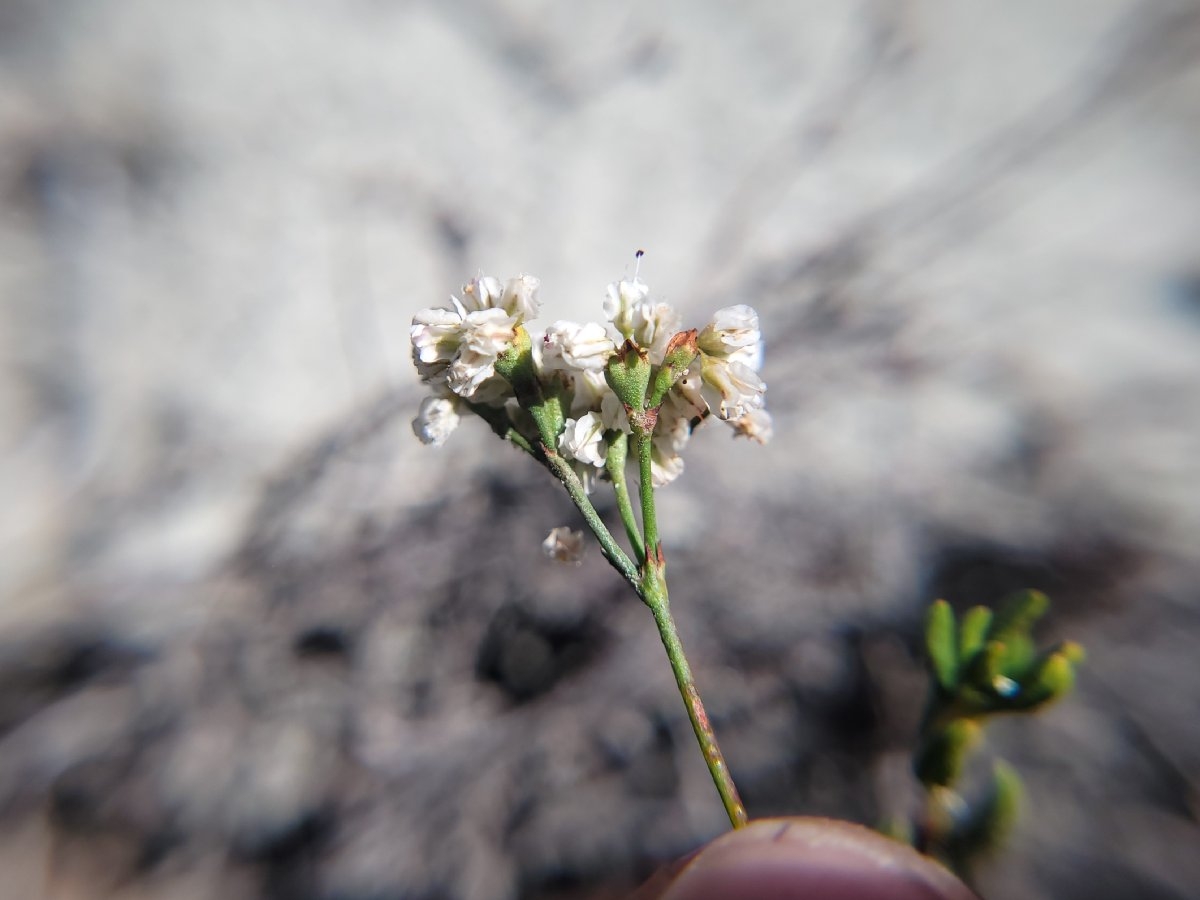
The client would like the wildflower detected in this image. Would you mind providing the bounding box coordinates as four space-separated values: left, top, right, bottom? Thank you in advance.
411 266 772 460
542 320 616 372
729 408 774 444
697 304 763 370
460 273 541 320
559 411 608 468
602 277 682 364
698 355 767 421
411 273 540 401
410 308 464 385
603 277 651 339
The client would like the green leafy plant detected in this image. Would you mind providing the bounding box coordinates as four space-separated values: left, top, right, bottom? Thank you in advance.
902 590 1085 876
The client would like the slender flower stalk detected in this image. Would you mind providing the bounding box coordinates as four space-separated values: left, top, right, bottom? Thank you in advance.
541 446 639 588
604 432 645 563
411 262 771 830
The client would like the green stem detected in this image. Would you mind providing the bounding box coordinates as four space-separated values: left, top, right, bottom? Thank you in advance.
466 401 537 457
542 447 639 588
631 419 747 829
644 580 748 829
632 428 659 564
605 432 645 562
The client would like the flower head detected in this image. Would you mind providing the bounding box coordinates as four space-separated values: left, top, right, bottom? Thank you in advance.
412 265 772 462
411 274 540 401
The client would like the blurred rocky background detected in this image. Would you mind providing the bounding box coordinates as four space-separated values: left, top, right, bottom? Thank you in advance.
2 1 1200 898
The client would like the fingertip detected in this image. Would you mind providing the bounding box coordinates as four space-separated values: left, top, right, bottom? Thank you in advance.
652 818 977 900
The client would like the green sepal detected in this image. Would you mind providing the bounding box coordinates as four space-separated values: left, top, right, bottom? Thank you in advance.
916 718 980 788
529 386 566 452
494 327 563 450
646 329 699 409
925 599 959 693
605 339 652 414
494 326 536 395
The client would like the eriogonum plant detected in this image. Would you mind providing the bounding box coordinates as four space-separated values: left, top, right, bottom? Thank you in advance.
410 257 770 827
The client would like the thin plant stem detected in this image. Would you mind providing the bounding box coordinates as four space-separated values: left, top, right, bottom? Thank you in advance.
632 429 660 563
541 446 640 588
605 433 645 562
644 583 748 829
632 419 747 830
466 401 537 456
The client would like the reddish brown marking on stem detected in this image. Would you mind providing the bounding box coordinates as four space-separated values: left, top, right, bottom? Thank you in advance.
686 683 712 735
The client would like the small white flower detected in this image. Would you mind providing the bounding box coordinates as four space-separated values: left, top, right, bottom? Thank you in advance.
729 408 773 444
573 460 600 494
566 368 609 418
650 445 685 486
630 302 683 365
412 396 461 446
410 308 464 383
542 320 615 372
655 395 696 453
699 356 766 420
599 390 629 433
670 368 710 420
458 275 505 312
698 304 763 370
542 526 586 564
648 395 695 487
445 308 521 398
603 278 651 339
559 411 608 468
499 274 541 320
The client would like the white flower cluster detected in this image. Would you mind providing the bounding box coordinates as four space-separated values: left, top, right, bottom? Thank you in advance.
411 271 772 487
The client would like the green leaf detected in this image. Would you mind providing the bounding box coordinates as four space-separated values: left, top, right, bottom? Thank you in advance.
925 600 959 692
996 632 1037 680
1012 650 1077 710
1058 640 1086 665
963 640 1006 695
987 589 1049 644
959 606 993 665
